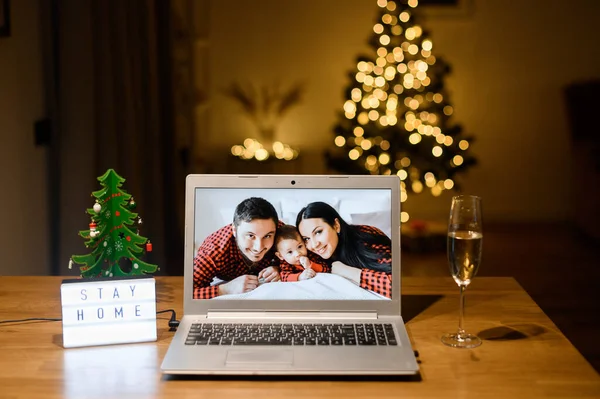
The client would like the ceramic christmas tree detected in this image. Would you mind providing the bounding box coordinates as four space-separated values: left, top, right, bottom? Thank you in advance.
71 169 158 277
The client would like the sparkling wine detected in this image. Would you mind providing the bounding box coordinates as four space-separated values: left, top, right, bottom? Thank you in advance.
447 230 482 286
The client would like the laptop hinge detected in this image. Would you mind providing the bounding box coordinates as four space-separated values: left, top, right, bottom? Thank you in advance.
206 311 378 320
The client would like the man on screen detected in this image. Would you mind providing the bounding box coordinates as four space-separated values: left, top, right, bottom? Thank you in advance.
192 197 281 299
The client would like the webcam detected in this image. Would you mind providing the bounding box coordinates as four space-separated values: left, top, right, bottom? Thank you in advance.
291 180 296 185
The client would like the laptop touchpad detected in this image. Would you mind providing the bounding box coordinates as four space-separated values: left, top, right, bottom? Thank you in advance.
225 349 294 366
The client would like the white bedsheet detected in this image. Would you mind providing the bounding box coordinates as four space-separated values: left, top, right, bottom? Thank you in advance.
213 273 387 300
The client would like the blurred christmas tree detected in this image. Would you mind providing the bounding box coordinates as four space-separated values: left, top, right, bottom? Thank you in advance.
71 169 158 277
327 0 476 222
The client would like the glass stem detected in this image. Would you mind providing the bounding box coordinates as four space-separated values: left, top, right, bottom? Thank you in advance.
457 284 466 339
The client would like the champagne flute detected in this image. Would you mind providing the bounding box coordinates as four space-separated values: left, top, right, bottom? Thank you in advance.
441 195 483 348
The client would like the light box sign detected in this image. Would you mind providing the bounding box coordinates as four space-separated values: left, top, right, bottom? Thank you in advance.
61 276 157 348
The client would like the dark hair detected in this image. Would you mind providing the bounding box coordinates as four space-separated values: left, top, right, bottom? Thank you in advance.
275 224 302 247
296 202 391 273
233 197 278 227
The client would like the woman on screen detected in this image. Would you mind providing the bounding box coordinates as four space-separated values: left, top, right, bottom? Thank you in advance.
296 201 392 298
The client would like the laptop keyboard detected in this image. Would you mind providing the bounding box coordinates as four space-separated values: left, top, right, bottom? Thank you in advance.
184 323 398 346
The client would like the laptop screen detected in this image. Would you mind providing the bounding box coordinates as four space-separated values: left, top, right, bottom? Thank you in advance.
192 188 393 301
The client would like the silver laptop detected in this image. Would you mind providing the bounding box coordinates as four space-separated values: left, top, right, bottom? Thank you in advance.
161 174 419 375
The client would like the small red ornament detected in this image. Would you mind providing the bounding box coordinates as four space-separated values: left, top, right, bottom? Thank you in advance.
126 236 131 242
115 211 120 217
89 219 101 238
146 241 153 252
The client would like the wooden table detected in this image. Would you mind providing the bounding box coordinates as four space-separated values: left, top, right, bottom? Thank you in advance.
0 276 598 398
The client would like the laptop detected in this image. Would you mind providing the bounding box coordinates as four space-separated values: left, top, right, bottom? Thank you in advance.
161 174 419 375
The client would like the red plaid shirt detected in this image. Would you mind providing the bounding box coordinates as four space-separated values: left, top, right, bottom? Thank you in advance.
192 224 278 299
279 252 330 282
348 225 392 299
360 269 392 298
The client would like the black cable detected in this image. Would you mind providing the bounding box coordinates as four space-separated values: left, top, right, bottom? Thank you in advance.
156 309 175 317
0 309 180 329
157 309 180 330
0 317 61 324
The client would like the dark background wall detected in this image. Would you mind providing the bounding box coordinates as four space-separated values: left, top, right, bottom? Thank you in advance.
1 0 599 275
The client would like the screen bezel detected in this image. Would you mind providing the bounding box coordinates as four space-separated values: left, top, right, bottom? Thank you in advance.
183 174 402 316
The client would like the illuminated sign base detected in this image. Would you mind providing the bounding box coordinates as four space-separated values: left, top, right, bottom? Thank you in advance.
61 276 157 348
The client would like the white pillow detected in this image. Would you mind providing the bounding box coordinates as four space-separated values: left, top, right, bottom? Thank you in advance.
280 197 340 226
349 210 392 238
338 197 390 223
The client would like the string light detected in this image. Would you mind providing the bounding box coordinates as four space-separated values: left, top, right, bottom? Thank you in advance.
344 100 356 113
400 189 408 202
379 153 391 164
231 139 298 162
431 185 443 197
409 133 421 144
358 112 369 125
412 181 423 193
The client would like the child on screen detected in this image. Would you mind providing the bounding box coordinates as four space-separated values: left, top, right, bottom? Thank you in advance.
275 225 329 281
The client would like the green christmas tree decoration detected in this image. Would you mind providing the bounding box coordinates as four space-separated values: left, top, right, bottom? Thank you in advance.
327 0 477 221
71 169 158 277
